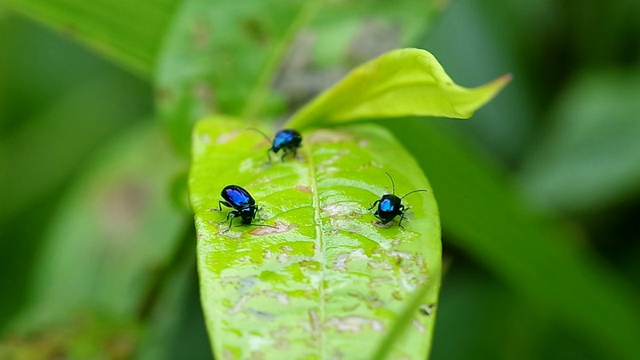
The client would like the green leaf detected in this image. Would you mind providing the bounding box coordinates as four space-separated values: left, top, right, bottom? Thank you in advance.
136 237 211 360
190 117 441 359
11 124 187 329
155 0 316 153
0 0 180 77
308 0 444 68
286 48 511 128
0 74 152 222
386 119 640 360
519 70 640 213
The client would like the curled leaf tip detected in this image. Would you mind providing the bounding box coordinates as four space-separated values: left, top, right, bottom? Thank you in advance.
482 73 512 94
286 48 511 128
457 72 512 117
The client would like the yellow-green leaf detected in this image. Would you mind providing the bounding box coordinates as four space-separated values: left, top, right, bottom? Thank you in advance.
286 48 511 129
189 117 441 359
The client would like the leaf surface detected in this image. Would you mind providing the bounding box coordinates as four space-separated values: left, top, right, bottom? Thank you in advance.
190 117 441 359
286 48 511 128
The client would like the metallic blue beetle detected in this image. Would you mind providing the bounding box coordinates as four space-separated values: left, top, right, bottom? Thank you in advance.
368 172 428 229
248 128 302 162
214 185 259 231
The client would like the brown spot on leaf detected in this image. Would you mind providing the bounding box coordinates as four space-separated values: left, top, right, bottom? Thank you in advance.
308 309 320 333
295 185 312 193
249 221 294 235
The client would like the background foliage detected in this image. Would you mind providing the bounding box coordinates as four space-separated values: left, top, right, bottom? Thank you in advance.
1 0 639 359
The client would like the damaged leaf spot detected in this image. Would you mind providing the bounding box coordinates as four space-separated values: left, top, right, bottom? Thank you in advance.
412 319 425 333
295 185 312 193
322 203 355 216
325 316 385 333
333 253 349 272
419 304 436 316
249 221 295 235
217 130 241 144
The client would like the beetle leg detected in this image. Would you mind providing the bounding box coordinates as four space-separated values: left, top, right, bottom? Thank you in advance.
280 148 289 162
397 205 406 230
266 148 273 163
225 211 240 232
367 199 381 211
213 201 231 212
218 210 235 224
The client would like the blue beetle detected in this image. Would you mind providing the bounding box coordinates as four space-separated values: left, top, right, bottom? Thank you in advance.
214 185 259 231
247 128 302 162
368 172 428 229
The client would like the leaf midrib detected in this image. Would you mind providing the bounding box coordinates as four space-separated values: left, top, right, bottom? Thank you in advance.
304 140 326 358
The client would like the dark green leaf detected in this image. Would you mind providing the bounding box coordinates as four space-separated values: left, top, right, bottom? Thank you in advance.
10 124 187 329
0 0 180 77
520 71 640 213
0 75 152 222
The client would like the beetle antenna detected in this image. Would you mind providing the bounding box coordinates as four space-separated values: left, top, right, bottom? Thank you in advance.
246 127 272 142
384 172 395 195
401 189 428 199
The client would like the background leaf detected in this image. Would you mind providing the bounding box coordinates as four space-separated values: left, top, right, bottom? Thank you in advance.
519 70 640 214
2 124 189 358
155 0 316 153
0 15 155 327
190 117 441 359
286 48 510 129
0 75 152 221
0 0 180 77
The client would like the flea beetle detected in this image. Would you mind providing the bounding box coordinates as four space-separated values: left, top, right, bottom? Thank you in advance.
247 128 302 162
214 185 260 231
368 172 428 229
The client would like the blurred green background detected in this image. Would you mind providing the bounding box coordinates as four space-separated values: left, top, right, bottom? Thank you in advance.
1 0 639 359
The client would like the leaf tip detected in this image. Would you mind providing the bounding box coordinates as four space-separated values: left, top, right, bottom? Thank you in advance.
457 73 512 118
483 73 512 94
